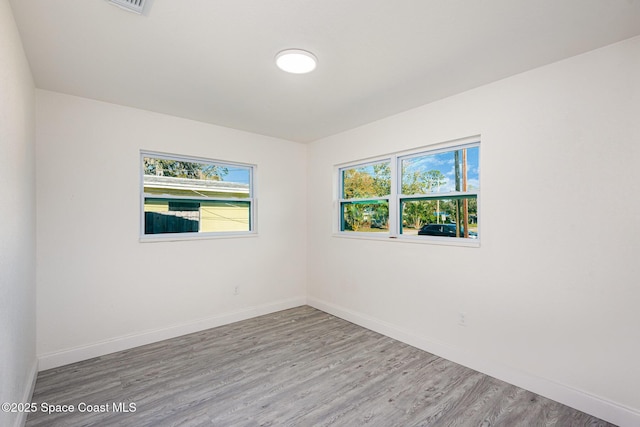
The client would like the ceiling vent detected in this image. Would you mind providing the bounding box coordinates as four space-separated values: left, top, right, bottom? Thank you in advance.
106 0 147 14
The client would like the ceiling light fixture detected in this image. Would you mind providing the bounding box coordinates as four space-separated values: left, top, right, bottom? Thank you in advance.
275 49 318 74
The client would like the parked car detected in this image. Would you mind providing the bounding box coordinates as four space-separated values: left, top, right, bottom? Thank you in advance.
417 223 477 239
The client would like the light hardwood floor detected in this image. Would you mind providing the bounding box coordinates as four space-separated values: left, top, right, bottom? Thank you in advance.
26 306 615 426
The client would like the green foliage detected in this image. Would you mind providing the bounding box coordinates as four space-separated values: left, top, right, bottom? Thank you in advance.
341 163 390 231
402 197 477 230
344 204 365 231
342 163 390 199
342 169 376 199
401 167 447 195
402 200 432 229
342 202 389 232
371 163 391 195
144 158 228 180
401 167 449 227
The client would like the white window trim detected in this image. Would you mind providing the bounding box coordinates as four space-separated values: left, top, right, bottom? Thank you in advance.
334 136 480 247
139 150 257 242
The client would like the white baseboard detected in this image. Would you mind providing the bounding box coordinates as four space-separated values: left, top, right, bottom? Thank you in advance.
14 358 38 427
38 297 306 371
307 297 640 427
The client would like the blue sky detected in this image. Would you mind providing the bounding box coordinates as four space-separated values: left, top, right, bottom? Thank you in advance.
223 166 251 185
402 146 479 192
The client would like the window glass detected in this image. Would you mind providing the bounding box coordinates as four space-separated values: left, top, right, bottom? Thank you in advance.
142 154 254 237
399 145 478 239
401 196 477 238
401 146 479 195
342 162 391 199
341 200 389 232
339 160 390 233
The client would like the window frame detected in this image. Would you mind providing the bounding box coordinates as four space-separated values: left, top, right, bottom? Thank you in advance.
140 151 257 242
338 158 394 235
335 136 480 247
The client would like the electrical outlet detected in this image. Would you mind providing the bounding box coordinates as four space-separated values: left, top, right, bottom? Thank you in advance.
458 312 466 327
233 286 240 295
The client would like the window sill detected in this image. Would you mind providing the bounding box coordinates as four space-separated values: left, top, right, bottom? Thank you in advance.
332 232 480 248
139 231 258 243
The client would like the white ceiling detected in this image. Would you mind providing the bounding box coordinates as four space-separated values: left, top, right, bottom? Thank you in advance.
9 0 640 143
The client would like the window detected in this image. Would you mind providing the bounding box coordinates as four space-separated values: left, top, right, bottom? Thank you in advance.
399 145 479 239
339 160 391 233
141 152 255 238
337 138 480 244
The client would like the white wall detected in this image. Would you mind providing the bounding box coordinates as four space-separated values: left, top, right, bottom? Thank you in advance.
0 0 37 426
36 91 307 368
307 36 640 425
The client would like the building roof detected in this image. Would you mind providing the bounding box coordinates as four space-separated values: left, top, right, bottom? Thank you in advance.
143 175 250 199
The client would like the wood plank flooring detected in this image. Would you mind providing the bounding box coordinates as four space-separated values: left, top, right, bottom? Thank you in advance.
26 306 615 426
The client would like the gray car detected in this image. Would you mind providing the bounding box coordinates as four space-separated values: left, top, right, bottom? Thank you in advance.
417 224 477 238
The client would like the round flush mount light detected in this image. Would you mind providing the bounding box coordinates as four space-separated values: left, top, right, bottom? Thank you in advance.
275 49 318 74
